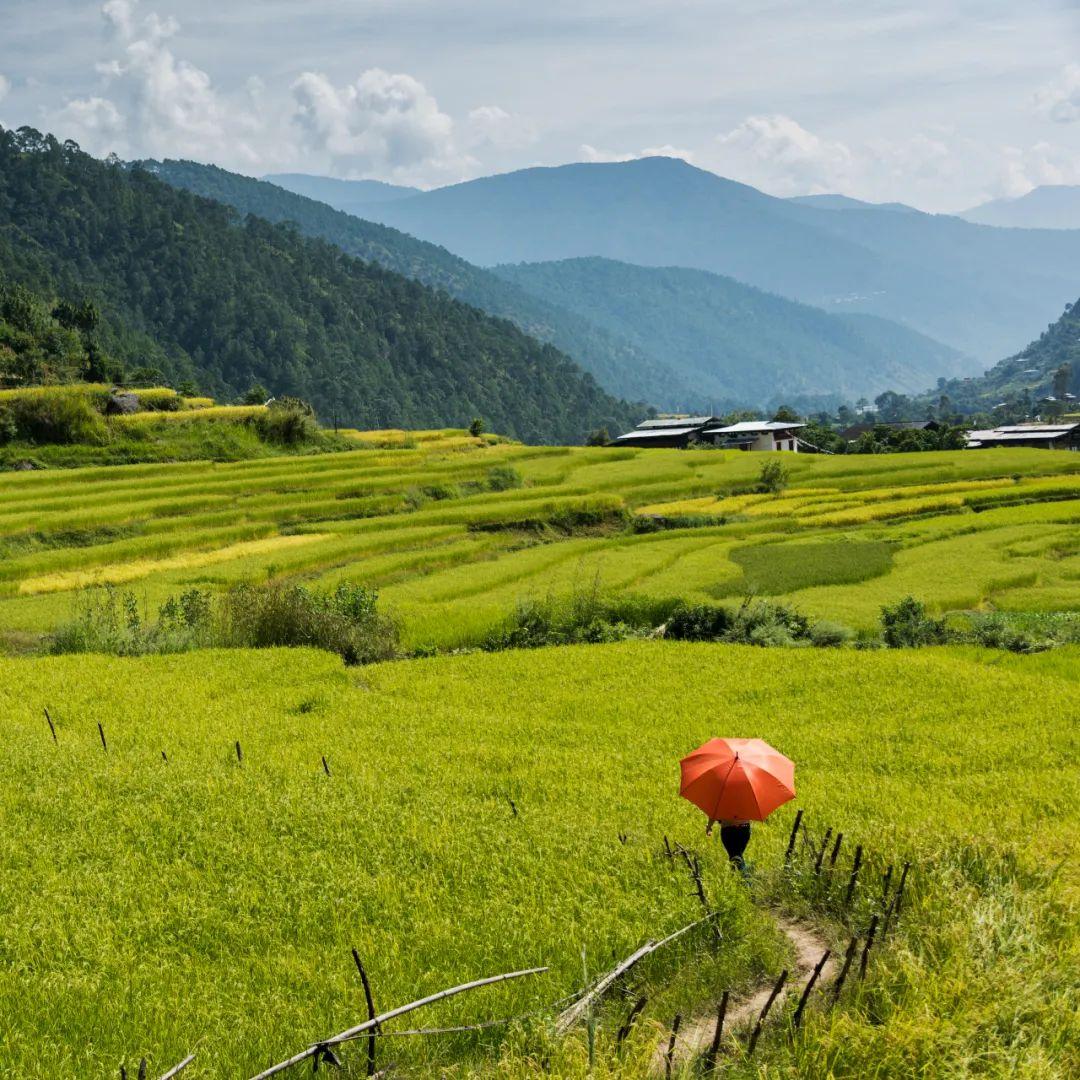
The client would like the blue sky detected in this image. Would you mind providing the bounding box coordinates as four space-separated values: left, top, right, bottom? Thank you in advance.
3 1 1080 209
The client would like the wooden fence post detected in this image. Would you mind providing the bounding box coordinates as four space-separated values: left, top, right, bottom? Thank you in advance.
859 915 880 980
44 707 57 744
701 990 729 1073
352 948 379 1078
830 935 858 1004
664 1014 681 1080
614 996 648 1050
791 951 830 1032
235 740 243 765
747 970 787 1056
813 828 833 875
844 845 863 906
828 832 843 868
784 810 803 866
98 722 107 752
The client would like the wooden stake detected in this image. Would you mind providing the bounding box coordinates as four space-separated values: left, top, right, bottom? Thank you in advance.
747 970 787 1055
614 995 648 1049
893 862 911 918
813 828 833 875
507 797 518 817
158 1053 196 1079
352 949 378 1078
880 864 893 905
97 722 107 752
138 1058 147 1080
161 750 169 764
664 1014 681 1080
845 845 863 906
701 990 729 1072
662 836 674 860
828 832 843 868
44 707 57 744
784 809 803 865
859 915 880 981
235 740 242 765
249 966 548 1079
830 935 858 1004
322 755 331 777
791 951 831 1032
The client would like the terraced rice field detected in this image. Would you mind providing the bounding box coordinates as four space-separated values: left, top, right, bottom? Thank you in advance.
0 438 1076 646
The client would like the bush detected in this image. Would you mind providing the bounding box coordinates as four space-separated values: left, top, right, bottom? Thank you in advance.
809 620 855 648
881 596 949 647
726 597 811 646
665 602 732 641
255 397 318 445
50 581 398 665
487 465 523 492
757 458 790 494
469 417 485 437
0 387 108 445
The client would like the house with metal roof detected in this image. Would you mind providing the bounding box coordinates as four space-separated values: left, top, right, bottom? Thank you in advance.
613 416 804 451
966 422 1080 450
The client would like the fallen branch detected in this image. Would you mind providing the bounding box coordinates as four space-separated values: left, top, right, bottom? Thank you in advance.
249 966 548 1079
158 1054 196 1080
555 912 718 1034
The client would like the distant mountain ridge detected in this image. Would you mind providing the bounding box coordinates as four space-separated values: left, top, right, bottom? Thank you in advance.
344 156 1080 363
263 173 420 211
959 186 1080 230
0 127 634 443
494 257 966 406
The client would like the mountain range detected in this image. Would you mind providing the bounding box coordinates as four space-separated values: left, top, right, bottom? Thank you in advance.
338 156 1080 364
959 185 1080 230
0 127 633 442
147 158 971 409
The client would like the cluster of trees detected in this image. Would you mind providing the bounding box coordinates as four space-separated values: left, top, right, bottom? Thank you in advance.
0 127 636 444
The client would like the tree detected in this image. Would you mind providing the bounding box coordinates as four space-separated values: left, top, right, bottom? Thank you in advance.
771 405 801 423
242 383 269 405
757 458 789 494
469 417 485 437
586 427 610 446
1052 363 1071 401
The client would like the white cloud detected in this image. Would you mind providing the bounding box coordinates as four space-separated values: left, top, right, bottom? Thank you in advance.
48 1 268 166
467 105 537 150
291 68 469 183
1034 64 1080 124
0 74 10 104
717 114 854 195
579 142 694 164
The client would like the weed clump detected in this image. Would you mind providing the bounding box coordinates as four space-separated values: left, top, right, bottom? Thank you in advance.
880 596 949 647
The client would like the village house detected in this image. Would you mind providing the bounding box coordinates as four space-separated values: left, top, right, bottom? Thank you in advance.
966 422 1080 450
614 416 805 450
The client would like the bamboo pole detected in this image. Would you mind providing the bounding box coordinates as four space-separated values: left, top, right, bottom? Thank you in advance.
158 1054 196 1080
248 967 548 1079
555 912 718 1034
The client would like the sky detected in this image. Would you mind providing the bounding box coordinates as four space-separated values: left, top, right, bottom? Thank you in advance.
3 0 1080 211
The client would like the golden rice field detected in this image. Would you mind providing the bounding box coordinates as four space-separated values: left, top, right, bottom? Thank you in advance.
0 437 1077 646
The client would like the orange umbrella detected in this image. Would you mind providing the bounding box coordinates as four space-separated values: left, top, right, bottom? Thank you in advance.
679 738 795 823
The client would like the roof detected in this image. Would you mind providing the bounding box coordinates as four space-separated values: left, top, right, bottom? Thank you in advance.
967 424 1078 443
705 421 806 434
635 416 716 430
614 426 699 441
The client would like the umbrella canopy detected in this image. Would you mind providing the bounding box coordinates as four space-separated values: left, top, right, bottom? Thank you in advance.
679 737 795 823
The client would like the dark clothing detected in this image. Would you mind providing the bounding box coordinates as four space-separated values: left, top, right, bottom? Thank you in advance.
720 822 751 868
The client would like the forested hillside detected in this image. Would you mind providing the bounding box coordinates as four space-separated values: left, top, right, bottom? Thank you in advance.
495 257 966 405
0 128 635 442
143 159 691 405
353 156 1080 363
916 298 1080 413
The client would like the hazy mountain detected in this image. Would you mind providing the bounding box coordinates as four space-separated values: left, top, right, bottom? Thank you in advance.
495 257 966 405
348 156 1080 363
787 194 919 214
147 159 691 405
263 173 420 212
959 186 1080 230
0 127 635 443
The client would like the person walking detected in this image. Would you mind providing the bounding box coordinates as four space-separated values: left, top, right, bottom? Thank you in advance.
707 818 752 870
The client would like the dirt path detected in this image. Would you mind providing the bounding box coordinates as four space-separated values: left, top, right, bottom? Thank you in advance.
655 913 835 1072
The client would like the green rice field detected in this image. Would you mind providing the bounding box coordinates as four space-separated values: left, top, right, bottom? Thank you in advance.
0 439 1077 648
1 438 1078 1077
2 643 1077 1077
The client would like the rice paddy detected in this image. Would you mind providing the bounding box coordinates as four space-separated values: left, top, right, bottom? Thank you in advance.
0 439 1076 647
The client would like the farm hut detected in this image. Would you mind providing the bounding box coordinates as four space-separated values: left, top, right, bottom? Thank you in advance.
965 422 1080 450
839 420 939 442
700 420 805 452
612 416 720 448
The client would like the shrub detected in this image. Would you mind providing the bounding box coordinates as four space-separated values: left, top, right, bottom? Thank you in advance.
469 417 485 437
255 397 318 445
726 597 811 646
757 458 790 494
487 465 523 492
809 620 855 648
0 387 108 445
881 596 949 647
665 602 733 641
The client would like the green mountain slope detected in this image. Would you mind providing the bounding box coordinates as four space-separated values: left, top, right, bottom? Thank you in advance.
918 298 1080 413
143 159 689 405
0 128 634 443
349 156 1080 363
494 257 966 406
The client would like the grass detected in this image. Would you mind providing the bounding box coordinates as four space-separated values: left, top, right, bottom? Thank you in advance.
0 642 1076 1077
712 539 895 597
